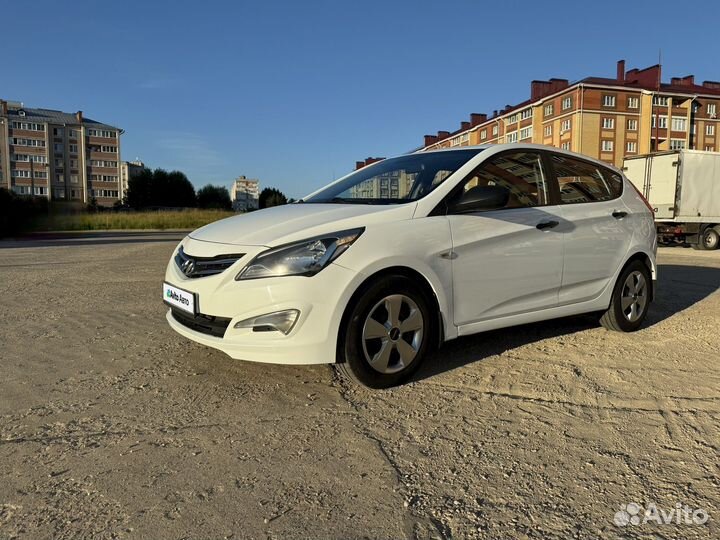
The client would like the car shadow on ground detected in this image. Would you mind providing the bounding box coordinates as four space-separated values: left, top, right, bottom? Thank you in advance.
413 263 720 383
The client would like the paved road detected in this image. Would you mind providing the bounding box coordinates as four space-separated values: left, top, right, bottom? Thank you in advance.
0 236 718 539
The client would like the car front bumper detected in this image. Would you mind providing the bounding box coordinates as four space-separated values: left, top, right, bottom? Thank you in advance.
164 238 360 365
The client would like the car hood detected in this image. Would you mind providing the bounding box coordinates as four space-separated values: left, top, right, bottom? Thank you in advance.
188 203 417 247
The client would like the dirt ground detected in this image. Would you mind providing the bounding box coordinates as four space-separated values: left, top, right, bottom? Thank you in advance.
0 234 718 540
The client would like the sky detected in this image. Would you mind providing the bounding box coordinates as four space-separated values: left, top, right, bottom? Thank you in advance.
3 0 720 199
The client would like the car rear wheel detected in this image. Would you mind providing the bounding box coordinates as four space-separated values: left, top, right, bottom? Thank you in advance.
599 260 651 332
336 276 433 389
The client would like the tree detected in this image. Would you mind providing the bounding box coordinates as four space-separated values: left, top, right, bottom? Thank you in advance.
197 185 232 210
259 187 288 209
126 168 197 209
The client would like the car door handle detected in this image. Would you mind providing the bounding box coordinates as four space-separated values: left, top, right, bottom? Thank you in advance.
536 220 560 230
612 211 628 219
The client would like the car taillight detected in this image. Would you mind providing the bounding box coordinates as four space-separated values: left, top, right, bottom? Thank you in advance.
628 181 655 214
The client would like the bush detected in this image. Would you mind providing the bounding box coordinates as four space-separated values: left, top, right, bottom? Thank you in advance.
0 188 49 237
197 185 232 210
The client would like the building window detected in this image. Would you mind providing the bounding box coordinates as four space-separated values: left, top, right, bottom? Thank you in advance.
87 129 117 138
520 108 532 120
562 97 572 110
12 169 31 178
11 121 45 131
626 142 637 153
56 173 64 183
100 145 118 153
68 129 78 139
70 174 79 184
627 119 638 131
480 129 487 140
33 171 48 179
33 187 47 195
561 119 571 132
506 114 518 125
11 138 45 147
706 124 715 136
55 158 63 167
671 117 687 131
10 154 45 163
544 104 553 117
602 118 615 129
520 126 532 140
506 131 518 143
561 142 571 150
653 96 669 107
544 125 552 137
670 139 686 150
705 145 714 151
69 144 78 154
652 115 668 129
602 95 616 108
90 174 118 182
708 103 717 117
90 160 119 167
628 97 639 109
492 125 498 136
601 140 614 152
53 127 64 137
450 133 469 147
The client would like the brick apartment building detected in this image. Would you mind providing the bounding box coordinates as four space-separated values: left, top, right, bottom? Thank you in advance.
0 99 123 206
422 60 720 167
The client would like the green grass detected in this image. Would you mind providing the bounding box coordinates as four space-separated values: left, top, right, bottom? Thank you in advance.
32 209 236 231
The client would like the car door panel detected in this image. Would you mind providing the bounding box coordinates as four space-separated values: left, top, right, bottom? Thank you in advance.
549 154 634 305
448 207 564 324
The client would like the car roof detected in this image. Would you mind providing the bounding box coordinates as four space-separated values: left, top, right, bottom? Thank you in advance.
416 143 624 175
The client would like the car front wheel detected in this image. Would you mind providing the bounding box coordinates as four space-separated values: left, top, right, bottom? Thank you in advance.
336 276 433 389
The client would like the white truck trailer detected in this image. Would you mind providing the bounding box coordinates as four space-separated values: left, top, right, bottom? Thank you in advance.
623 150 720 250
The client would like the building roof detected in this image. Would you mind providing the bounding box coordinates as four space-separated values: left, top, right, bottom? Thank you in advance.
3 105 120 131
424 60 720 148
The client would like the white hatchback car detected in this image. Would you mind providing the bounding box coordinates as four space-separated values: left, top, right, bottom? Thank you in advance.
164 144 657 388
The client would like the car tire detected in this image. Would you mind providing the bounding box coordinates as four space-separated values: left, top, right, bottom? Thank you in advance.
336 276 434 389
599 260 651 332
691 227 719 250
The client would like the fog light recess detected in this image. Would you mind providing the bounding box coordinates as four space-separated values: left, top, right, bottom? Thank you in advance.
234 309 300 335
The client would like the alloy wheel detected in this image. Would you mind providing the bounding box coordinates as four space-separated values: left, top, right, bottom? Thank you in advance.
620 270 648 322
361 294 424 374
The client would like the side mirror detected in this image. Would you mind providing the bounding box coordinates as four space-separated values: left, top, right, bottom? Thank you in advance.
448 185 510 214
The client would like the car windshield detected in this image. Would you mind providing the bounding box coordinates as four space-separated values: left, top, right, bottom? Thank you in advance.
303 149 483 204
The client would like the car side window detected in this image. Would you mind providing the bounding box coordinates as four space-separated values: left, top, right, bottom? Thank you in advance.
552 154 622 204
458 151 549 209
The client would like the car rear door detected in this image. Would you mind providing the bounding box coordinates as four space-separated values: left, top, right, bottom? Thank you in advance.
446 150 564 327
548 152 634 305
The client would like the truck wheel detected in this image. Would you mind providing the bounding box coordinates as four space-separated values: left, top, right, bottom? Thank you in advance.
599 260 651 332
692 227 720 251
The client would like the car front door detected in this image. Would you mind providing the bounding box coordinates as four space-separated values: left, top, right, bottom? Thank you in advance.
445 150 564 329
548 153 634 305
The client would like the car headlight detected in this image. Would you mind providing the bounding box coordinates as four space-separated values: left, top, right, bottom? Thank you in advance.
236 228 364 280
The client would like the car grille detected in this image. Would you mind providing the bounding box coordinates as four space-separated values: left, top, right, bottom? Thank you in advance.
175 246 245 278
171 309 231 338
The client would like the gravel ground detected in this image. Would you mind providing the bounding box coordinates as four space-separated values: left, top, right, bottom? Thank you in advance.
0 236 718 540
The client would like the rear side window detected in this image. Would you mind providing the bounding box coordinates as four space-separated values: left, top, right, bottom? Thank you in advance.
551 154 623 204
